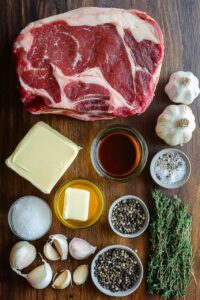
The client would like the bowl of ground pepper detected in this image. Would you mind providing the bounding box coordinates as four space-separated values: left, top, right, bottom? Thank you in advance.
108 195 149 238
91 245 143 296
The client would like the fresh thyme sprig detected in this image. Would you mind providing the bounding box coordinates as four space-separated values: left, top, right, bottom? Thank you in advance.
147 189 194 299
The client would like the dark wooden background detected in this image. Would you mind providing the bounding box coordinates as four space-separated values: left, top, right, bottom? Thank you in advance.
0 0 200 299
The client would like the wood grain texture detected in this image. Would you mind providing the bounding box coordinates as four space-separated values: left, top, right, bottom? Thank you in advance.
0 0 200 299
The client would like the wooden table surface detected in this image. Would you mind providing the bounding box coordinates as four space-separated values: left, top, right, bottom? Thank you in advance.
0 0 200 299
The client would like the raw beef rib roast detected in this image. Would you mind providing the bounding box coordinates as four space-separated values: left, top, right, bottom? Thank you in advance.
14 7 164 121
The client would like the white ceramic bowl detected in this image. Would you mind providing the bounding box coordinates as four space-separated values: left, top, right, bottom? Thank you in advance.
108 195 150 238
91 245 143 297
150 148 191 189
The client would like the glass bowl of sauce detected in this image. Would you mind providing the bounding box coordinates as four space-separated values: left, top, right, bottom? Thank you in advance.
54 179 104 229
91 125 148 182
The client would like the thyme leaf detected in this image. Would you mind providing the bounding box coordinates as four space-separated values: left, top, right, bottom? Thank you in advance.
147 189 194 299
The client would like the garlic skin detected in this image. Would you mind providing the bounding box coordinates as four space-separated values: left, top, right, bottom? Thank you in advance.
17 255 53 289
165 71 200 104
156 104 196 146
73 265 89 285
43 234 68 261
9 241 36 272
69 238 97 260
52 269 71 289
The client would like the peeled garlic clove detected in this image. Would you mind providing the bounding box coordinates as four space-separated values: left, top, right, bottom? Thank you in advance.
69 238 96 260
49 234 68 260
73 265 89 285
43 243 60 261
52 269 71 289
9 241 36 272
22 255 53 289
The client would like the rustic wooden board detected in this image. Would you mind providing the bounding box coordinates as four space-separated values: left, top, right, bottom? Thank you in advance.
0 0 200 299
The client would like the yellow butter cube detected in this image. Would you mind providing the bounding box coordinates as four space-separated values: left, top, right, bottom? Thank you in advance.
63 187 90 221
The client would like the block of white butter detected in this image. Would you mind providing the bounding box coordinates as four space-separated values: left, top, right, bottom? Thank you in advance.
63 187 90 221
6 122 81 194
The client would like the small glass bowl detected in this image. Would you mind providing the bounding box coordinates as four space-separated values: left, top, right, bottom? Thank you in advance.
8 196 52 240
54 179 104 229
90 125 148 182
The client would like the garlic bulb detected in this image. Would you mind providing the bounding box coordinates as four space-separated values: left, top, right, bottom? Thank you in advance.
52 269 71 289
156 104 196 146
165 71 200 104
43 234 68 261
73 265 89 285
17 255 53 289
9 241 36 272
69 238 96 260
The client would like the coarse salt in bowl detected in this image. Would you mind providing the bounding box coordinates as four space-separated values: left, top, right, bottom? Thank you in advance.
150 148 191 189
8 196 52 240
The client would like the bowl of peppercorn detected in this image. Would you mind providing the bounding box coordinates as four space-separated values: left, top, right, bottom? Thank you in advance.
91 245 143 296
108 195 149 238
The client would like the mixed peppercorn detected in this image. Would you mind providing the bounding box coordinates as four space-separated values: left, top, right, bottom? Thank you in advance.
94 248 140 292
111 199 146 234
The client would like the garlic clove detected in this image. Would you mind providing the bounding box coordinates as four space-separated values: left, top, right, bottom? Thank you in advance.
27 261 52 289
43 234 68 261
52 269 71 289
14 254 53 289
9 241 36 271
49 234 68 260
43 242 60 261
25 255 52 289
73 265 89 285
69 238 96 260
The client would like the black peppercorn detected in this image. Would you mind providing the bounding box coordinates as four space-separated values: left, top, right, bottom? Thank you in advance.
94 248 140 292
111 199 146 234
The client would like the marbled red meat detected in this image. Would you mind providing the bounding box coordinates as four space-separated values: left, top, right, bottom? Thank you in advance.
14 7 164 121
